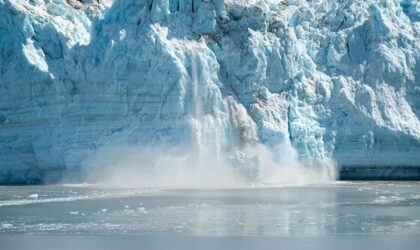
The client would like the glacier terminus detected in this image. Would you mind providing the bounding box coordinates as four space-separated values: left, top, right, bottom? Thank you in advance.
0 0 419 185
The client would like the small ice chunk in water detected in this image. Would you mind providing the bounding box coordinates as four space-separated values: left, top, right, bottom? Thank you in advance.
136 207 148 213
70 211 79 215
29 194 38 199
101 209 107 213
1 223 13 228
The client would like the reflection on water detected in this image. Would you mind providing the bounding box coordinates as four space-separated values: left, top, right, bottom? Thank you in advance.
1 182 420 236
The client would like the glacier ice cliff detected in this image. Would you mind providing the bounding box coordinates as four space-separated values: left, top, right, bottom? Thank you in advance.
0 0 419 184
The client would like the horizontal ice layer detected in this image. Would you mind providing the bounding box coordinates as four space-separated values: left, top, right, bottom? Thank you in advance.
0 0 419 184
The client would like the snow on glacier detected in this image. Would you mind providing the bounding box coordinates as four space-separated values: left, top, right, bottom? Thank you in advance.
0 0 418 185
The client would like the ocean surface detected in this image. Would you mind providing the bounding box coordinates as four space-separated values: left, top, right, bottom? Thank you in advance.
1 182 420 249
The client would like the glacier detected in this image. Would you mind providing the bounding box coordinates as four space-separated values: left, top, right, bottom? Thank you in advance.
0 0 419 185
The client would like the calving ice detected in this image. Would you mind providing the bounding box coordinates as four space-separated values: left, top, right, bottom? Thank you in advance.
0 0 419 185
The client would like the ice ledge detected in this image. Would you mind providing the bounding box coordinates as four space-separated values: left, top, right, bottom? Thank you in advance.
339 166 420 181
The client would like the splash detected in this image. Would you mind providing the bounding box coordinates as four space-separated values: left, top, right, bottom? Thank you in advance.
81 142 336 188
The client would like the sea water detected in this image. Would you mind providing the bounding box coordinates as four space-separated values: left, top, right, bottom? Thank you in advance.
0 182 420 249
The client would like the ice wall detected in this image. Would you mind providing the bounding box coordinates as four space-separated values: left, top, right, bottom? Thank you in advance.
0 0 418 184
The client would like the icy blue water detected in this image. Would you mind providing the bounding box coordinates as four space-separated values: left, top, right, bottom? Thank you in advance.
1 182 420 249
